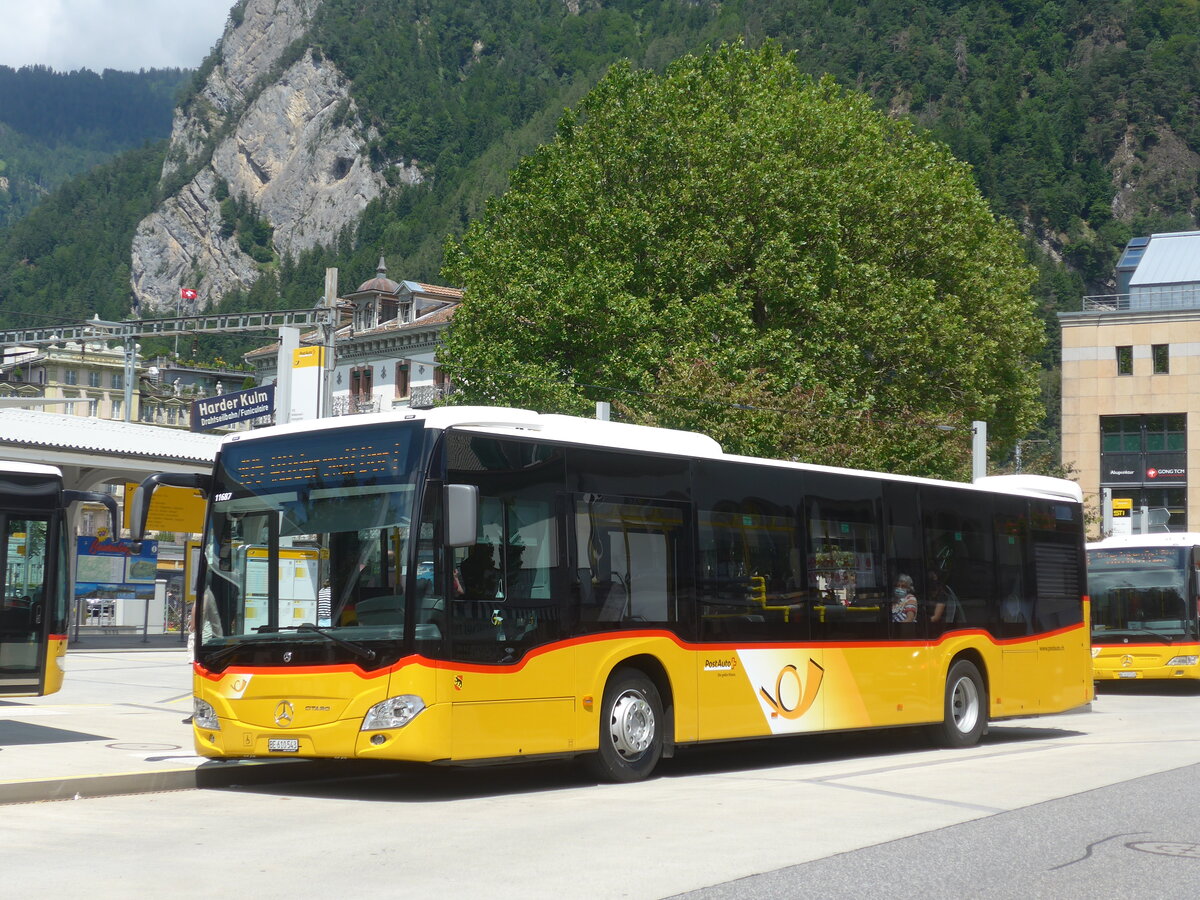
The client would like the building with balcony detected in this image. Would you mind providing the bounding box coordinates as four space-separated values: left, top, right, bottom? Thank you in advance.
0 340 140 420
138 358 254 429
1060 231 1200 531
1 341 255 432
244 258 460 415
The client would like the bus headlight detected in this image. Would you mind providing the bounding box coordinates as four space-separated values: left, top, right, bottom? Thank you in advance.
1166 656 1198 667
362 695 425 731
194 698 220 730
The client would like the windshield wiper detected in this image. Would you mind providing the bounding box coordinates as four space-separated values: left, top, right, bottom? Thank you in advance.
1095 628 1177 644
295 623 377 661
202 641 244 667
201 626 377 665
1134 630 1176 644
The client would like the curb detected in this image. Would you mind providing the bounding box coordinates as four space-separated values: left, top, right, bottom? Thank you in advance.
66 646 189 653
0 759 369 806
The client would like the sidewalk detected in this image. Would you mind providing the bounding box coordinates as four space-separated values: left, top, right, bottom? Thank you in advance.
67 630 190 651
0 642 351 804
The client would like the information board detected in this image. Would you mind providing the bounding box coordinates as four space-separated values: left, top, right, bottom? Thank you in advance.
75 536 160 603
122 482 207 534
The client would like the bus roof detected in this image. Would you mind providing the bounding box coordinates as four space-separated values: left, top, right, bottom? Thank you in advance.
219 406 722 457
1088 532 1200 550
0 460 62 478
221 407 1082 504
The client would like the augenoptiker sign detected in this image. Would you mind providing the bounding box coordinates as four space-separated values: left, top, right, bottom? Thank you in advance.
191 384 274 432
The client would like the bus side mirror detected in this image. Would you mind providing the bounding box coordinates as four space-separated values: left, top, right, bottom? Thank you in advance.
444 484 478 549
130 472 212 542
129 484 150 543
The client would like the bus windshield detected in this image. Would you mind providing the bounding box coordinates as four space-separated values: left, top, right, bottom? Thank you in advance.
200 422 427 668
1088 546 1197 641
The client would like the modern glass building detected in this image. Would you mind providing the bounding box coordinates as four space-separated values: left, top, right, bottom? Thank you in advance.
1061 231 1200 532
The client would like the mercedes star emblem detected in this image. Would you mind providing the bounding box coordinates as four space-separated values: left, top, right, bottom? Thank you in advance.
274 701 295 727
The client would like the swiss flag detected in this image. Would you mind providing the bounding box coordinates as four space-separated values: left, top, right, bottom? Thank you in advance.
180 287 198 300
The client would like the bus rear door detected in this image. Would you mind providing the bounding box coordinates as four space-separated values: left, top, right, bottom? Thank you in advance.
1 514 50 696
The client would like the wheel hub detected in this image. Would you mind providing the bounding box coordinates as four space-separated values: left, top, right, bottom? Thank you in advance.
609 689 655 758
950 675 979 733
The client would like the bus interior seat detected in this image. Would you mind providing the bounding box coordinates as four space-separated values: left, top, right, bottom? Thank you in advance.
355 592 405 626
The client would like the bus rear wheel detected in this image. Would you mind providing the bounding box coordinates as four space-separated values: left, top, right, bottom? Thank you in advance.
586 668 664 782
931 659 986 748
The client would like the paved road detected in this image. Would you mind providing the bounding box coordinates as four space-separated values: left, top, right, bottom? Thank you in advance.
676 761 1200 899
3 677 1199 899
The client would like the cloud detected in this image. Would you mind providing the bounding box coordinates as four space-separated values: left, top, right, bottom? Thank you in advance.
0 0 232 72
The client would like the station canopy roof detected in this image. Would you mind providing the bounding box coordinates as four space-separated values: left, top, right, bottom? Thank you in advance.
0 408 221 464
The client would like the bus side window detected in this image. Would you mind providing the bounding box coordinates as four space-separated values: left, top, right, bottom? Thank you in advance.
698 505 805 642
571 494 687 630
804 472 886 641
919 486 992 633
444 433 566 661
991 497 1032 637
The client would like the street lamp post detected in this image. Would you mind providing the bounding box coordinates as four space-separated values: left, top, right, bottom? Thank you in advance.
971 420 987 482
935 420 988 482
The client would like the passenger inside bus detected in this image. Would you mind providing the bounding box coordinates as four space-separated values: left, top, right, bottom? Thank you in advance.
891 574 918 623
998 567 1032 631
928 569 965 626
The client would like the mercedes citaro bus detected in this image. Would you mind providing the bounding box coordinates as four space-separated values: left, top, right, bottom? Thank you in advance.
1088 532 1200 681
134 407 1092 781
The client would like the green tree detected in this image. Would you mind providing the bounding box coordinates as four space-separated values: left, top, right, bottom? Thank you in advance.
441 42 1045 480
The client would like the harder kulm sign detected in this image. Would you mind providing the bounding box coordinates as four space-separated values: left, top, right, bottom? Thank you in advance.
191 384 275 431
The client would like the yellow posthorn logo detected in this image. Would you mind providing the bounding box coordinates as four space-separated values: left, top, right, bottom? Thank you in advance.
759 659 824 719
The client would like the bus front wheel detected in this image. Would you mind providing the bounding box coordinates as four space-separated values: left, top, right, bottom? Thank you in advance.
586 668 664 782
931 659 986 748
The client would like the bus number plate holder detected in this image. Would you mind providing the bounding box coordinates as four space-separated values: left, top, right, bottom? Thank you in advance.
1116 672 1139 679
268 738 300 752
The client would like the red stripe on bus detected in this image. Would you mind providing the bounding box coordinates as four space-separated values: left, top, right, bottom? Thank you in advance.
195 620 1088 679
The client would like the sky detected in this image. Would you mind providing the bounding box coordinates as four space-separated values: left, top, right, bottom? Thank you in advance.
0 0 233 73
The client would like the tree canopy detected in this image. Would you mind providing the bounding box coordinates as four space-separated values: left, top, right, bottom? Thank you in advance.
440 42 1044 479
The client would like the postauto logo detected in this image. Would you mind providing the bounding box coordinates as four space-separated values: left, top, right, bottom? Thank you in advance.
758 659 825 720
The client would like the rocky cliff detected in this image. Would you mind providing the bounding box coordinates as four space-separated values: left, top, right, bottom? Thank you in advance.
131 0 419 313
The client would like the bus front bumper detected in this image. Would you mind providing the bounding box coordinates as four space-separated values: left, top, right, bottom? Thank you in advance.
192 701 452 762
1093 649 1200 680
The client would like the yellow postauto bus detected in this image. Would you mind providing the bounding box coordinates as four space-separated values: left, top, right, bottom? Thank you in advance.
136 407 1092 781
1 461 116 697
1088 533 1200 681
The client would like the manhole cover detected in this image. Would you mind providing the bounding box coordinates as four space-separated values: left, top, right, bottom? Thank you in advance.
106 742 182 751
1127 842 1200 859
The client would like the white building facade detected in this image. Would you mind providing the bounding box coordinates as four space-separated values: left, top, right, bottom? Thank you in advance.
245 259 460 415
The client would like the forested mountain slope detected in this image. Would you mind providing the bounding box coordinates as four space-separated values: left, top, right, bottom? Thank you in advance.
0 0 1195 339
0 66 188 227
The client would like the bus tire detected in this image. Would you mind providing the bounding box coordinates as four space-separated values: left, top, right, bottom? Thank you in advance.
586 668 664 782
931 659 986 749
